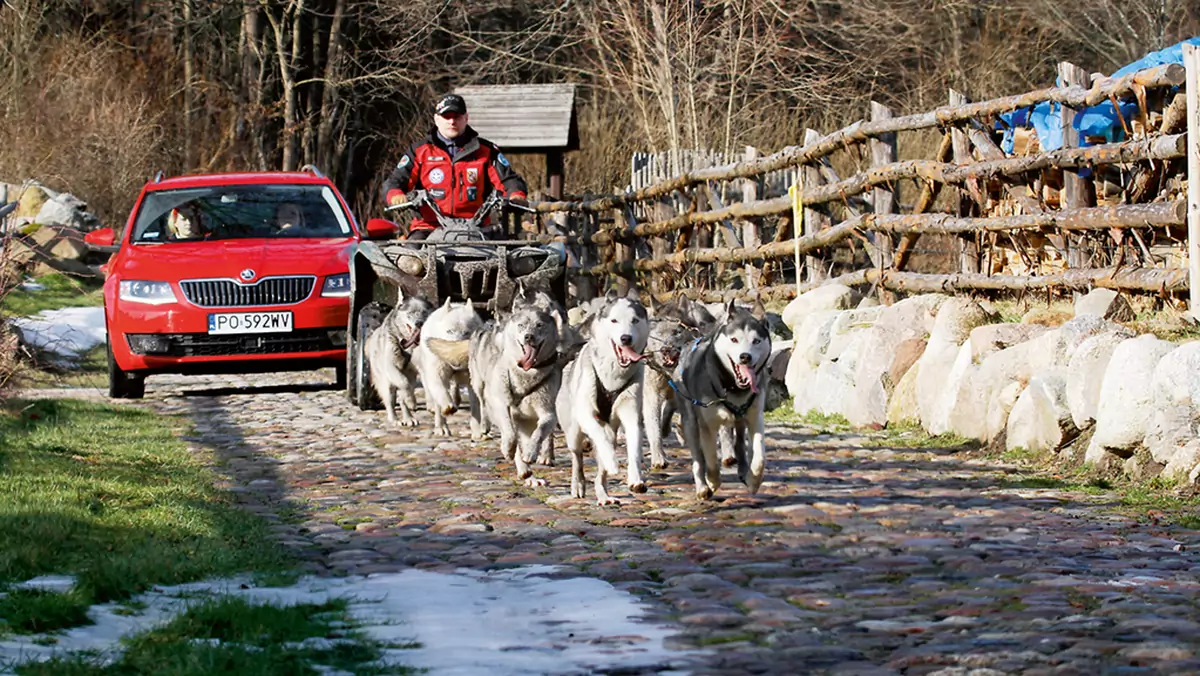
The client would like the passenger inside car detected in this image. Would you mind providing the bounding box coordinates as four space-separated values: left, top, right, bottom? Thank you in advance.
166 204 210 240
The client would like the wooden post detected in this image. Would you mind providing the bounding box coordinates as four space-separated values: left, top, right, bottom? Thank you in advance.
869 102 897 271
742 145 762 289
1185 44 1200 319
546 149 564 200
1059 62 1095 284
950 89 981 273
802 129 829 282
612 206 632 296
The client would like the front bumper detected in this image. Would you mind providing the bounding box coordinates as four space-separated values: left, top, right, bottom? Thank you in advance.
110 297 348 373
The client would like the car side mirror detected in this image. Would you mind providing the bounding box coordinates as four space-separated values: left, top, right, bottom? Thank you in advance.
364 218 400 240
84 227 117 247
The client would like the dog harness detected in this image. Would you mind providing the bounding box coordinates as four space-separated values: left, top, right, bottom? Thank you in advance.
592 364 637 425
662 338 759 419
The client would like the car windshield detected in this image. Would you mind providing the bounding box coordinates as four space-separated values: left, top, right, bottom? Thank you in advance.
131 184 353 243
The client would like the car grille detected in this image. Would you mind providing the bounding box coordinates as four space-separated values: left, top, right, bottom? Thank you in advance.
126 329 342 357
180 276 316 308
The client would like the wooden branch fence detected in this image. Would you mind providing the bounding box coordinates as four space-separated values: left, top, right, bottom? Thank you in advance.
529 61 1199 306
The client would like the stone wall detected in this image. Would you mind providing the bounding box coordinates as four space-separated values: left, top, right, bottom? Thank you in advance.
783 285 1200 483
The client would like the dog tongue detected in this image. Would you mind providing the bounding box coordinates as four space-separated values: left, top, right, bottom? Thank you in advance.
617 345 644 364
519 344 538 370
736 363 758 394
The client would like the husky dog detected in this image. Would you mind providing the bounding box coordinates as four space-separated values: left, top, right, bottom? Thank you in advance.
675 300 772 500
641 316 696 470
412 298 483 435
433 306 562 485
364 291 434 427
556 296 650 505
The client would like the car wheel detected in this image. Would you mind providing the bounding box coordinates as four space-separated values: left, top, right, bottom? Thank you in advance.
353 303 386 411
107 338 145 400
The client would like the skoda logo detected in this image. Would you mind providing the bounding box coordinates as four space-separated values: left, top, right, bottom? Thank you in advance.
240 268 256 281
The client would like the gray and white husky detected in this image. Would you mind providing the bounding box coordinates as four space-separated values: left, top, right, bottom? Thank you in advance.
364 291 434 427
675 301 773 500
428 305 562 485
556 296 650 505
642 296 718 470
412 298 483 436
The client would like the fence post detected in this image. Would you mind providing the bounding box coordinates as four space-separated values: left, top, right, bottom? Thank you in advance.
742 146 762 290
802 129 829 283
950 89 981 274
869 102 897 273
612 206 632 296
1058 62 1094 287
1185 44 1200 319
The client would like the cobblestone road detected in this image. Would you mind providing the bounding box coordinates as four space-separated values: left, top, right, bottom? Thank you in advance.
42 370 1200 675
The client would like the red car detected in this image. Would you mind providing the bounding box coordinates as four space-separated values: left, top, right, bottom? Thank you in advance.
94 167 395 399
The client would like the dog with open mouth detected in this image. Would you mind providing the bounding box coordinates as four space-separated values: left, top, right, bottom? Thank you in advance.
364 289 434 427
428 305 562 486
641 315 699 471
556 294 650 505
412 298 484 436
674 300 772 500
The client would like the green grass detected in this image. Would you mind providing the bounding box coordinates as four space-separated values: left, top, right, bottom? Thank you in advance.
766 400 851 432
864 422 977 450
0 588 93 634
17 596 418 675
1 273 103 318
0 398 291 620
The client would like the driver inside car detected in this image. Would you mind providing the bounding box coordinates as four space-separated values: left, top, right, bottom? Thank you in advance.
381 93 529 242
273 202 305 234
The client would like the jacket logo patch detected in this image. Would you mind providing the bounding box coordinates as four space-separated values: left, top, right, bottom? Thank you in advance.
428 156 446 162
428 168 445 185
397 155 410 168
497 152 510 167
466 168 478 185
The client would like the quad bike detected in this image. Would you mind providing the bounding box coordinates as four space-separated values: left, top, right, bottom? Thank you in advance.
345 190 567 409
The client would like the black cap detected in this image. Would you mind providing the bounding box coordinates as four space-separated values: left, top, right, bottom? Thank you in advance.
434 94 467 116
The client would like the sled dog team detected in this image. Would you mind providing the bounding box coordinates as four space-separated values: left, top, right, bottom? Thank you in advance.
365 287 773 505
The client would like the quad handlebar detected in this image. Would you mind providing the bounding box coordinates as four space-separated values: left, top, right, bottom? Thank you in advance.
384 190 535 232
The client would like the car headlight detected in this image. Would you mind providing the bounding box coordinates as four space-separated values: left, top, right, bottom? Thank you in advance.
321 273 350 297
118 280 178 305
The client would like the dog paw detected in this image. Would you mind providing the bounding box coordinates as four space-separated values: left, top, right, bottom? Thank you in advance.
441 405 457 416
695 487 714 501
628 482 647 494
721 456 738 468
596 496 620 506
650 461 667 471
571 485 585 499
536 456 555 467
435 425 452 437
399 419 418 428
524 476 547 488
471 432 492 441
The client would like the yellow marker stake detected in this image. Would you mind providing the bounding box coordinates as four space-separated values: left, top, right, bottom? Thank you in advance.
789 177 803 295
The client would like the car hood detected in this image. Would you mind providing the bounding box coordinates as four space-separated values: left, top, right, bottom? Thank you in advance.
118 238 355 280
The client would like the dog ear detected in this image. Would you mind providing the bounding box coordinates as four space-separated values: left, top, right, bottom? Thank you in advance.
725 299 738 319
397 286 406 303
605 287 618 303
442 297 452 310
751 296 768 321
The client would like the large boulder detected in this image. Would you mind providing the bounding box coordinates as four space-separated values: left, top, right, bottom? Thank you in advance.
968 323 1049 363
886 362 921 427
1006 374 1076 453
1086 335 1177 463
886 338 925 394
1074 288 1135 323
825 306 883 361
787 310 843 414
14 184 48 219
874 294 951 340
781 284 855 331
927 297 993 345
35 193 88 229
1065 332 1129 430
1143 342 1200 479
1021 306 1073 327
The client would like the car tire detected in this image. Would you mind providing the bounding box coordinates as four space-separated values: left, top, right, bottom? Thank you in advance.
353 303 386 411
107 338 145 400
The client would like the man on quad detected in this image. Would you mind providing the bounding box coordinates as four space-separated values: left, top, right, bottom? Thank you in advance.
382 93 529 241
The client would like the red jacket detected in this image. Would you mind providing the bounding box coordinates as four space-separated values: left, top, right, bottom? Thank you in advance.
382 127 527 231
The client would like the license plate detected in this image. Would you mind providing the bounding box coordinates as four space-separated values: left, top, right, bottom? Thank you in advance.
207 311 293 335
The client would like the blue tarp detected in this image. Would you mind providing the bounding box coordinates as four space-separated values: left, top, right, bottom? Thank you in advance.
995 36 1200 155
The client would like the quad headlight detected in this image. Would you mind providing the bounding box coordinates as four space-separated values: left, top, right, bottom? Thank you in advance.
118 280 178 305
321 273 351 297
